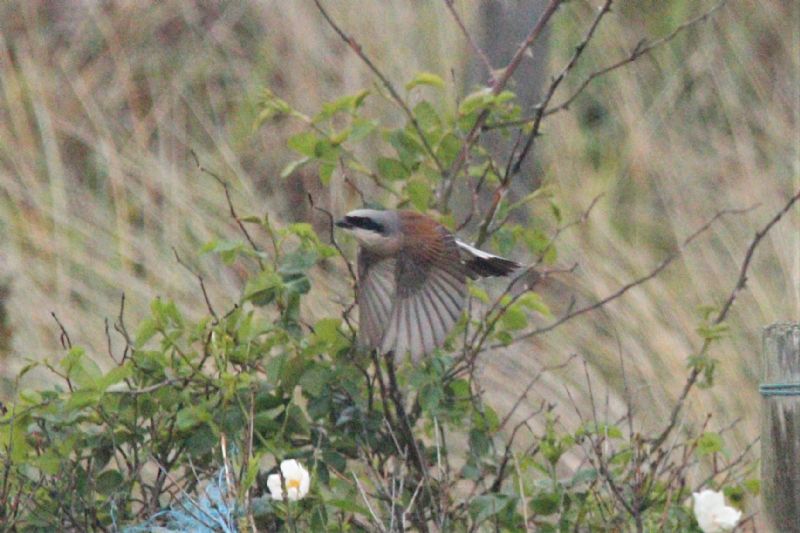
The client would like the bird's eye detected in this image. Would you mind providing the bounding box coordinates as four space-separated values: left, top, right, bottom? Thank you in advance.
346 216 384 234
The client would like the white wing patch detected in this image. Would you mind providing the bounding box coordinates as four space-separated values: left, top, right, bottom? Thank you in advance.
455 239 502 261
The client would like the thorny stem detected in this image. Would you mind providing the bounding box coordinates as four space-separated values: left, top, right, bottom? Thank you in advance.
438 0 564 212
312 0 444 175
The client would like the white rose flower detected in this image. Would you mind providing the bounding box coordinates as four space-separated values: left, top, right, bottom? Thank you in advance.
267 459 311 501
692 489 741 533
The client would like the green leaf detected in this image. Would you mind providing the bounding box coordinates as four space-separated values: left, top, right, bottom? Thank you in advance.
315 90 370 122
286 404 310 435
459 88 493 116
299 366 330 397
436 133 461 167
406 179 431 211
377 157 409 181
697 322 730 341
242 452 266 494
34 451 61 475
322 449 347 472
549 201 562 223
327 498 370 516
469 428 490 457
405 72 445 91
413 101 441 131
319 162 335 184
314 318 342 344
65 389 101 411
350 118 378 142
288 132 320 157
61 347 101 389
185 423 217 456
280 355 307 393
461 462 481 480
500 306 528 331
470 494 515 524
177 407 202 431
243 270 282 307
420 383 443 413
279 249 318 275
697 432 724 456
569 468 598 487
388 129 424 167
282 272 311 295
495 330 513 346
517 292 552 318
97 364 132 391
96 470 124 495
743 478 760 495
468 285 490 304
530 491 561 515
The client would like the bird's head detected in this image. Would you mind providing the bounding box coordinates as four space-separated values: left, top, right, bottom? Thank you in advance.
335 209 401 254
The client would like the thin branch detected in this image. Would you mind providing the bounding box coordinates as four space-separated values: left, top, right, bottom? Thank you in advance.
352 473 388 533
650 188 800 450
473 132 524 247
714 190 800 324
307 193 357 284
50 312 72 350
509 0 614 176
312 0 444 174
502 204 758 348
545 0 732 117
439 0 564 211
498 354 578 432
443 0 494 84
172 247 219 322
189 149 264 270
485 0 732 132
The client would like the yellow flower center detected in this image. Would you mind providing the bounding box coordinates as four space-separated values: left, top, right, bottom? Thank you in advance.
286 478 301 490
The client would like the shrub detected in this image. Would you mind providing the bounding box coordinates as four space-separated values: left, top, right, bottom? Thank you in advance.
1 2 765 531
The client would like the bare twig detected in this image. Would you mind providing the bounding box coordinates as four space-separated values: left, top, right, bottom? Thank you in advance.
353 472 388 533
439 0 564 211
189 149 265 270
312 0 444 174
307 193 357 286
485 0 731 133
545 0 732 117
509 0 614 176
50 312 72 350
107 379 178 395
172 247 219 322
443 0 494 84
650 188 800 450
502 204 758 348
498 354 578 432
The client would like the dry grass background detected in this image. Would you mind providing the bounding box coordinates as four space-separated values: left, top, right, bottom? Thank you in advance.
0 0 797 479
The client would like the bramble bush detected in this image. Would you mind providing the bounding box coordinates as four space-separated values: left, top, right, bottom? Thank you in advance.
1 3 762 531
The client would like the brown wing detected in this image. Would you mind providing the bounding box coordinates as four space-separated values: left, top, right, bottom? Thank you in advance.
357 250 395 350
379 213 468 360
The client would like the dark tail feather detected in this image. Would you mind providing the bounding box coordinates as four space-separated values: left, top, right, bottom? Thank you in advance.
466 256 520 278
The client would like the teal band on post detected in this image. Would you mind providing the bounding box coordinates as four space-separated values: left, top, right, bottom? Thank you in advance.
759 382 800 397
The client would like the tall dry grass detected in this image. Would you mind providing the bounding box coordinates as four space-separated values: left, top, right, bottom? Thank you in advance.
0 0 797 465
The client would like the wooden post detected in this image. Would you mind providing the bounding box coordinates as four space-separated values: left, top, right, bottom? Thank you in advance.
761 322 800 532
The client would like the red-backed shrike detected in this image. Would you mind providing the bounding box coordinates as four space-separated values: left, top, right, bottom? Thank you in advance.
336 209 519 360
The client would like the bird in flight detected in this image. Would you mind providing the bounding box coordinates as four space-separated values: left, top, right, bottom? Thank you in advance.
336 209 520 360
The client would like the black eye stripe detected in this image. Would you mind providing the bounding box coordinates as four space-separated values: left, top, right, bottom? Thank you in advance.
345 216 385 233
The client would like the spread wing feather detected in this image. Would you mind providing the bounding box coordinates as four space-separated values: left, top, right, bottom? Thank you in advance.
357 220 470 360
357 253 395 349
381 233 468 360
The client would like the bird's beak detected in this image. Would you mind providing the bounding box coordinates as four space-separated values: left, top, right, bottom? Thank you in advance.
335 218 352 229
